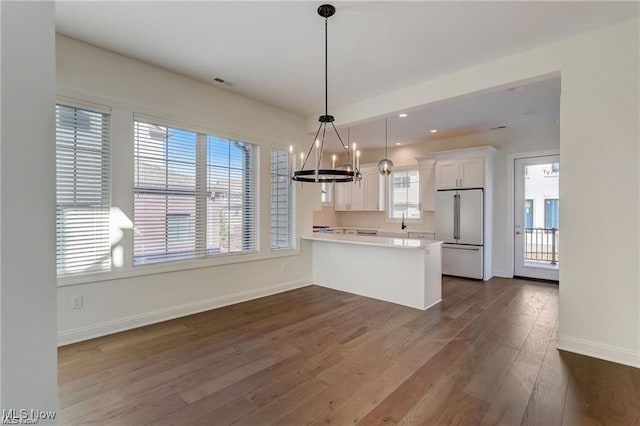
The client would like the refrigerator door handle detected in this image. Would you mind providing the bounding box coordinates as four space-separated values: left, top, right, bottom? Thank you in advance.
453 193 460 240
443 245 481 251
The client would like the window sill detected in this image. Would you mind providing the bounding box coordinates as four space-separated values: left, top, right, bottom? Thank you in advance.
57 247 301 287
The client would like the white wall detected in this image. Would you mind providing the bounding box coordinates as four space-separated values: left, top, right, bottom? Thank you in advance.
56 35 319 344
318 18 640 367
1 1 58 417
332 121 560 277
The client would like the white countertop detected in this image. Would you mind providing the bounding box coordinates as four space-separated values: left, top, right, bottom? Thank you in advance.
302 233 442 249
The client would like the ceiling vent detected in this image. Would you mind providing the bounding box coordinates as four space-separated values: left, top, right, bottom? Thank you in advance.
213 77 233 87
491 125 507 130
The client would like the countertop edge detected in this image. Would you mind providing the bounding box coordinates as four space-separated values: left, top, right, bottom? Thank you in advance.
301 234 443 250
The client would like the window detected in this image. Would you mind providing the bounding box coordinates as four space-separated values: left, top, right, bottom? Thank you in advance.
389 169 420 220
55 104 111 276
270 148 296 250
167 214 191 242
320 182 332 204
206 136 259 255
544 199 559 229
133 119 258 265
524 199 534 229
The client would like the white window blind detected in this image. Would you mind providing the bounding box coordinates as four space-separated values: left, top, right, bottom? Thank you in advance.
389 169 421 220
134 119 258 265
206 136 259 255
270 148 296 250
56 104 111 276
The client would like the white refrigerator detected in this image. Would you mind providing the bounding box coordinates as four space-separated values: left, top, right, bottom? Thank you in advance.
435 188 484 279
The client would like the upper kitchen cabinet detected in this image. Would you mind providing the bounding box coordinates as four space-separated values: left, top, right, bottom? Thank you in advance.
334 165 384 212
435 157 484 189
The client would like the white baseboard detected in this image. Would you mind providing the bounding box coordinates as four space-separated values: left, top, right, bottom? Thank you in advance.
558 335 640 368
493 268 513 278
58 278 312 346
424 299 442 311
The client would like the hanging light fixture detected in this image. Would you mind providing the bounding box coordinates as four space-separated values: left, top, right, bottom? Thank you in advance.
292 4 361 183
378 118 394 176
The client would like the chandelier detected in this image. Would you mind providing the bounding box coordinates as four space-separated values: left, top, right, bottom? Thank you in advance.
291 4 361 183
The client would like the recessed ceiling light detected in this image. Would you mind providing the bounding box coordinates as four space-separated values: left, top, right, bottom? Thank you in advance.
430 129 438 133
395 142 403 146
398 113 408 118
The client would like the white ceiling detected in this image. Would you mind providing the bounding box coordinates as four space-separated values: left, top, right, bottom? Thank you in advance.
321 76 561 152
56 1 637 118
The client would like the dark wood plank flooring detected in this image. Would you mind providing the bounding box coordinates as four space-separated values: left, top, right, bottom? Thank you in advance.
58 277 640 425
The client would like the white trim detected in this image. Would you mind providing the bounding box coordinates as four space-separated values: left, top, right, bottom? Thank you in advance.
424 299 442 311
58 278 312 346
57 248 301 287
432 145 497 160
56 95 112 115
558 335 640 368
506 149 560 277
493 268 513 278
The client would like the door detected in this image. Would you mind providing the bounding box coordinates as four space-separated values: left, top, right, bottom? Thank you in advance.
435 191 455 243
435 160 459 189
458 189 483 245
459 158 484 188
334 183 350 211
514 155 559 280
350 180 365 211
364 168 381 211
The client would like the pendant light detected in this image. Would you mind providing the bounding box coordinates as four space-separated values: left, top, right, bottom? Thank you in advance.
292 4 361 183
378 118 394 176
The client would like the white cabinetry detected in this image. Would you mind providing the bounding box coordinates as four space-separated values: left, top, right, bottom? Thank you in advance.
334 165 383 212
432 146 496 280
435 157 484 189
334 183 350 211
417 157 436 211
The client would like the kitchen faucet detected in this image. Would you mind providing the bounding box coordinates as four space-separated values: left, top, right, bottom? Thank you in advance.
401 213 407 230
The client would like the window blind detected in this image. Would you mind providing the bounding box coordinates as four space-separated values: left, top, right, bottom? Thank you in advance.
134 119 258 265
206 136 259 255
55 104 111 276
134 121 199 264
270 148 296 250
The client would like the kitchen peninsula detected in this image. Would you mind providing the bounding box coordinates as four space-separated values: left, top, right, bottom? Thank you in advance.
302 234 442 310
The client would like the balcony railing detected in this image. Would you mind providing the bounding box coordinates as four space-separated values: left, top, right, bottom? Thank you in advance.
525 228 559 264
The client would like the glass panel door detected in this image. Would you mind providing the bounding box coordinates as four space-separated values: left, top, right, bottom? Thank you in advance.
514 155 559 280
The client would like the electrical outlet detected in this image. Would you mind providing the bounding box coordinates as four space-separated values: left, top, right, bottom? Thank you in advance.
71 295 83 310
281 263 289 272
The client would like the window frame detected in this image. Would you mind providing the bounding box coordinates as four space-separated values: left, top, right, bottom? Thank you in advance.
55 94 300 287
387 166 422 223
55 100 112 278
544 198 559 230
270 146 297 251
133 118 260 266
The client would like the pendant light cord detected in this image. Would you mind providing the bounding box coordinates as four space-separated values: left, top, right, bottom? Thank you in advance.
324 17 328 117
385 118 388 158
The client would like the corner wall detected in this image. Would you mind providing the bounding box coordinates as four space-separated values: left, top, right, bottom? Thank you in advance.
1 1 58 416
321 18 640 367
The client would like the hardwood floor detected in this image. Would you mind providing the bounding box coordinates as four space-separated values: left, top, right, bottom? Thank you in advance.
58 277 640 425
